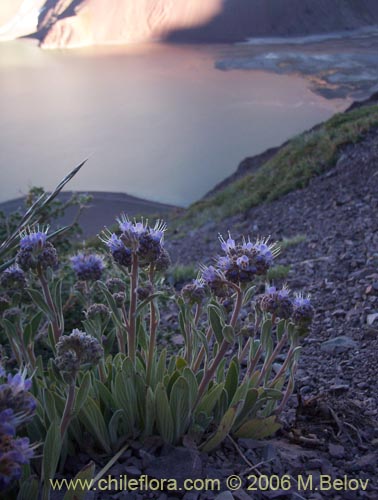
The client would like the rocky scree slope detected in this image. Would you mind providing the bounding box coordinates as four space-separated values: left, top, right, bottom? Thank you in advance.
166 114 378 478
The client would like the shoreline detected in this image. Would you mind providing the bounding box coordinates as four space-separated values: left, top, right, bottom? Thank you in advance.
0 191 181 238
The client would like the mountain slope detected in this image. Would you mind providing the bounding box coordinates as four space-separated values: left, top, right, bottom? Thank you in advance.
3 0 378 48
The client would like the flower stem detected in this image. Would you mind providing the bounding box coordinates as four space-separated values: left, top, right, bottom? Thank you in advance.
257 332 288 386
195 284 243 406
146 266 158 386
128 253 139 364
60 380 76 438
37 265 61 343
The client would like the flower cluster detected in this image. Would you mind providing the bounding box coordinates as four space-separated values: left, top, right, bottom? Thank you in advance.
181 278 207 304
0 367 36 492
55 329 104 375
256 285 314 331
256 285 293 319
0 266 27 294
200 233 279 296
71 253 105 281
292 294 315 330
101 216 169 269
85 303 110 320
16 226 58 271
216 233 279 284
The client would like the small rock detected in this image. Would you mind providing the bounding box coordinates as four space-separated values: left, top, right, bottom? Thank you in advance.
145 447 202 482
328 443 345 458
320 336 357 354
367 312 378 326
214 493 234 500
124 465 142 476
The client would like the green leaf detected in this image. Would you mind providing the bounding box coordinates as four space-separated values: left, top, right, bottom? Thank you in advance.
234 388 259 428
216 358 226 384
182 367 198 406
201 401 242 452
73 372 92 416
222 324 235 344
79 397 111 453
175 357 187 372
27 288 53 319
243 285 256 306
155 383 174 444
196 383 224 417
154 349 167 389
44 390 57 424
42 419 62 500
136 292 164 315
208 303 224 344
17 478 39 500
24 311 43 346
276 319 286 341
261 318 273 348
144 387 155 437
234 415 281 439
166 370 180 397
97 281 125 330
63 462 95 500
112 371 136 434
225 359 239 403
170 376 191 442
108 409 125 446
52 279 64 328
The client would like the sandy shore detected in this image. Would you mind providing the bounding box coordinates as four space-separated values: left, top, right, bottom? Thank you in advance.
0 190 180 238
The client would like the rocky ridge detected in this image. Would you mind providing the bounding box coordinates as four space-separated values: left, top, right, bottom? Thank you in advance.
3 0 378 48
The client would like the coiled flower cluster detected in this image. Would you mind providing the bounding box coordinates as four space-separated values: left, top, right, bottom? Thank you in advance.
0 266 27 294
256 285 293 319
71 253 105 281
292 294 315 331
85 303 110 320
101 216 169 269
200 233 279 295
256 285 314 332
16 226 58 271
55 329 103 376
0 367 36 492
182 278 207 304
216 234 279 284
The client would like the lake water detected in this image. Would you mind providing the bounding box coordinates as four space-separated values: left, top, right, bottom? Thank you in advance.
0 40 348 206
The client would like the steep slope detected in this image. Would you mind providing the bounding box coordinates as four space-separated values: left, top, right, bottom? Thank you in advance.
0 0 45 40
38 0 224 48
3 0 378 48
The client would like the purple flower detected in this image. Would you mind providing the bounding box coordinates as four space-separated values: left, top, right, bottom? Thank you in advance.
149 220 167 242
19 226 48 250
0 435 35 491
236 255 249 270
71 253 105 281
201 265 228 297
182 278 207 304
6 371 32 393
17 226 58 271
101 232 132 267
0 410 17 436
217 256 232 270
101 216 167 268
219 233 236 253
292 293 314 331
257 284 293 319
293 294 311 308
0 266 27 292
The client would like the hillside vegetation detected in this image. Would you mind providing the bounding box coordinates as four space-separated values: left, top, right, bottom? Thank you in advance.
181 104 378 227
